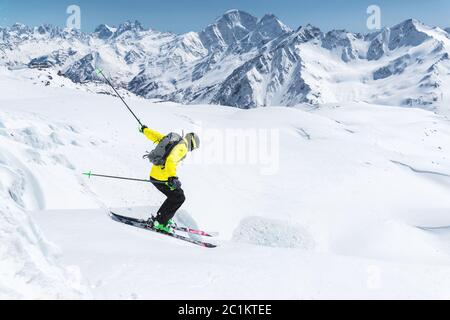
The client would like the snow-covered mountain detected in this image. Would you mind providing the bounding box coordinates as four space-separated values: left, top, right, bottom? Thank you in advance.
1 11 450 112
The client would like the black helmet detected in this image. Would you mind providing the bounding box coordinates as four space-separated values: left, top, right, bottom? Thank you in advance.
185 132 200 151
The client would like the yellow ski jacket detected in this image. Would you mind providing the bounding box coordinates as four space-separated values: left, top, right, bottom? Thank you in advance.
143 127 188 181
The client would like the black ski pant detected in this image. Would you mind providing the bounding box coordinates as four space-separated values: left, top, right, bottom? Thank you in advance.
152 181 186 225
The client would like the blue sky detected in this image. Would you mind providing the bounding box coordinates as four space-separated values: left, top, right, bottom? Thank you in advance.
0 0 449 33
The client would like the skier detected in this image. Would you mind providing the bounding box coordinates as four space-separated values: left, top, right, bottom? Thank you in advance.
140 125 200 233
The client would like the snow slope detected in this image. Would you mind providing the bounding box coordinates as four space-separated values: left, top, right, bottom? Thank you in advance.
1 69 450 299
0 75 90 299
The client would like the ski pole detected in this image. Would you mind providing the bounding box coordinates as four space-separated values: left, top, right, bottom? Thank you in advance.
95 69 143 127
83 171 167 184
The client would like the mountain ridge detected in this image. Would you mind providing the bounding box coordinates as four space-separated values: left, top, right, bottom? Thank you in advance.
1 10 450 113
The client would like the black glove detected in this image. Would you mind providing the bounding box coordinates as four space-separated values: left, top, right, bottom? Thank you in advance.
139 125 148 133
167 177 182 190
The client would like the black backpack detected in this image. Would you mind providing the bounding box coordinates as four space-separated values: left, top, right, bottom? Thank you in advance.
143 133 184 166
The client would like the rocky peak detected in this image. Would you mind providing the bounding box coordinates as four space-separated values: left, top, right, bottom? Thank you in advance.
199 10 258 51
115 20 145 36
94 24 116 39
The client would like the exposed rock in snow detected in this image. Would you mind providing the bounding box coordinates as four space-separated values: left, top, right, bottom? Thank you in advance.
63 53 102 83
322 30 361 62
239 13 292 50
114 20 145 37
124 49 142 65
373 54 412 80
388 19 431 50
211 25 323 108
199 10 258 52
367 19 431 61
94 24 116 40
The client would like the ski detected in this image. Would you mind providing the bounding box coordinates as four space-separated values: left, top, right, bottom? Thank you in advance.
109 211 218 237
172 226 219 238
109 212 217 248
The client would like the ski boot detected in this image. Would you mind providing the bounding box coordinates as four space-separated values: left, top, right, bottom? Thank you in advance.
167 219 177 229
153 221 173 234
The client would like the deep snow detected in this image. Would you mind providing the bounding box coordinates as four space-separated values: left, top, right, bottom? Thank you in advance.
1 68 450 299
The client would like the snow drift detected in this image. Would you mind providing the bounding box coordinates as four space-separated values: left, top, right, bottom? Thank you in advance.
0 145 88 299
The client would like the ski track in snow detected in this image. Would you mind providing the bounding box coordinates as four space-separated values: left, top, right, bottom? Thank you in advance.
391 160 450 193
391 160 450 178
